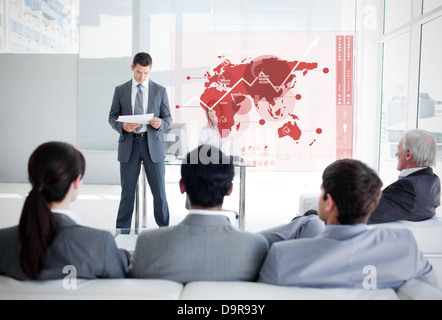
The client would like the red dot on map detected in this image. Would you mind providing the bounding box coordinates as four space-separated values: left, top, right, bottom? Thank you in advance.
323 68 329 74
295 94 302 100
186 76 191 80
259 119 266 126
316 128 323 134
176 105 180 109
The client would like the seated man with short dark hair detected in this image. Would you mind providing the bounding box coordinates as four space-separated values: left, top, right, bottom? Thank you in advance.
129 145 268 283
258 159 439 289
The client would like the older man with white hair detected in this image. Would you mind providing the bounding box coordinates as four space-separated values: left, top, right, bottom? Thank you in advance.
368 129 441 224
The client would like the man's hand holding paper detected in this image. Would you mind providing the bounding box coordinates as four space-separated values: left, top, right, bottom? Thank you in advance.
117 114 156 132
122 123 140 133
117 113 154 125
149 117 162 130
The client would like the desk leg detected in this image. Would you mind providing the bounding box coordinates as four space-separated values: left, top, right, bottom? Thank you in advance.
239 166 246 231
134 164 147 230
141 165 147 228
135 184 140 230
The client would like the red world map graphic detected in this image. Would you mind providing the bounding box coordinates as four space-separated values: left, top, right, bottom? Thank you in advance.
178 54 328 142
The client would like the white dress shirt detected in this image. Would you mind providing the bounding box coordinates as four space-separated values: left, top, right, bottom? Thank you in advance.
188 209 226 216
51 209 83 225
399 167 427 179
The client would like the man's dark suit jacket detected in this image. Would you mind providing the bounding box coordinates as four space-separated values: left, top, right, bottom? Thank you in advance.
368 168 441 224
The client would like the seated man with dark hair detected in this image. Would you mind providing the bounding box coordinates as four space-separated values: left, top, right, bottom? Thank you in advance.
258 159 439 289
129 145 268 283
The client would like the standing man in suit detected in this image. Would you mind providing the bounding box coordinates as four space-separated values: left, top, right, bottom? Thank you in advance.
258 159 439 289
109 52 172 229
129 145 269 283
368 129 440 224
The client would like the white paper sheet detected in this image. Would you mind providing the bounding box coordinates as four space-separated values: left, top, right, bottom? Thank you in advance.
117 113 154 124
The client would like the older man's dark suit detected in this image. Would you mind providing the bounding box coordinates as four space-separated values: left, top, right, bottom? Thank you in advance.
368 168 441 224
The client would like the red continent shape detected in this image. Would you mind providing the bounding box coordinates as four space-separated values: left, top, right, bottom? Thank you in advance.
278 121 302 141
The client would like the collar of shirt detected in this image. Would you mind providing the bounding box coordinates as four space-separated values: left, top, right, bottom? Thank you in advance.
399 167 427 178
51 209 83 225
188 209 227 216
325 223 366 230
132 78 149 104
132 77 149 90
322 223 368 240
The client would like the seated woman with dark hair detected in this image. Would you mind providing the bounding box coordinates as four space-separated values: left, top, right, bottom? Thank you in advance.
0 141 129 280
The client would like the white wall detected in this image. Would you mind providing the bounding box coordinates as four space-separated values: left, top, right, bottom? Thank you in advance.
0 54 79 183
0 54 125 184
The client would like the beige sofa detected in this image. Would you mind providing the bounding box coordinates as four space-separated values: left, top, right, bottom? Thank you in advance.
1 275 441 300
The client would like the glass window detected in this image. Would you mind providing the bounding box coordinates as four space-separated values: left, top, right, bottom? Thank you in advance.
79 0 357 176
423 0 442 14
1 0 79 53
418 16 442 200
379 32 410 186
384 0 412 33
79 0 132 59
380 2 442 216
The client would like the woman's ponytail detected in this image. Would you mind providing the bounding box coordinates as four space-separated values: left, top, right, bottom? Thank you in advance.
18 188 58 279
17 142 85 279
